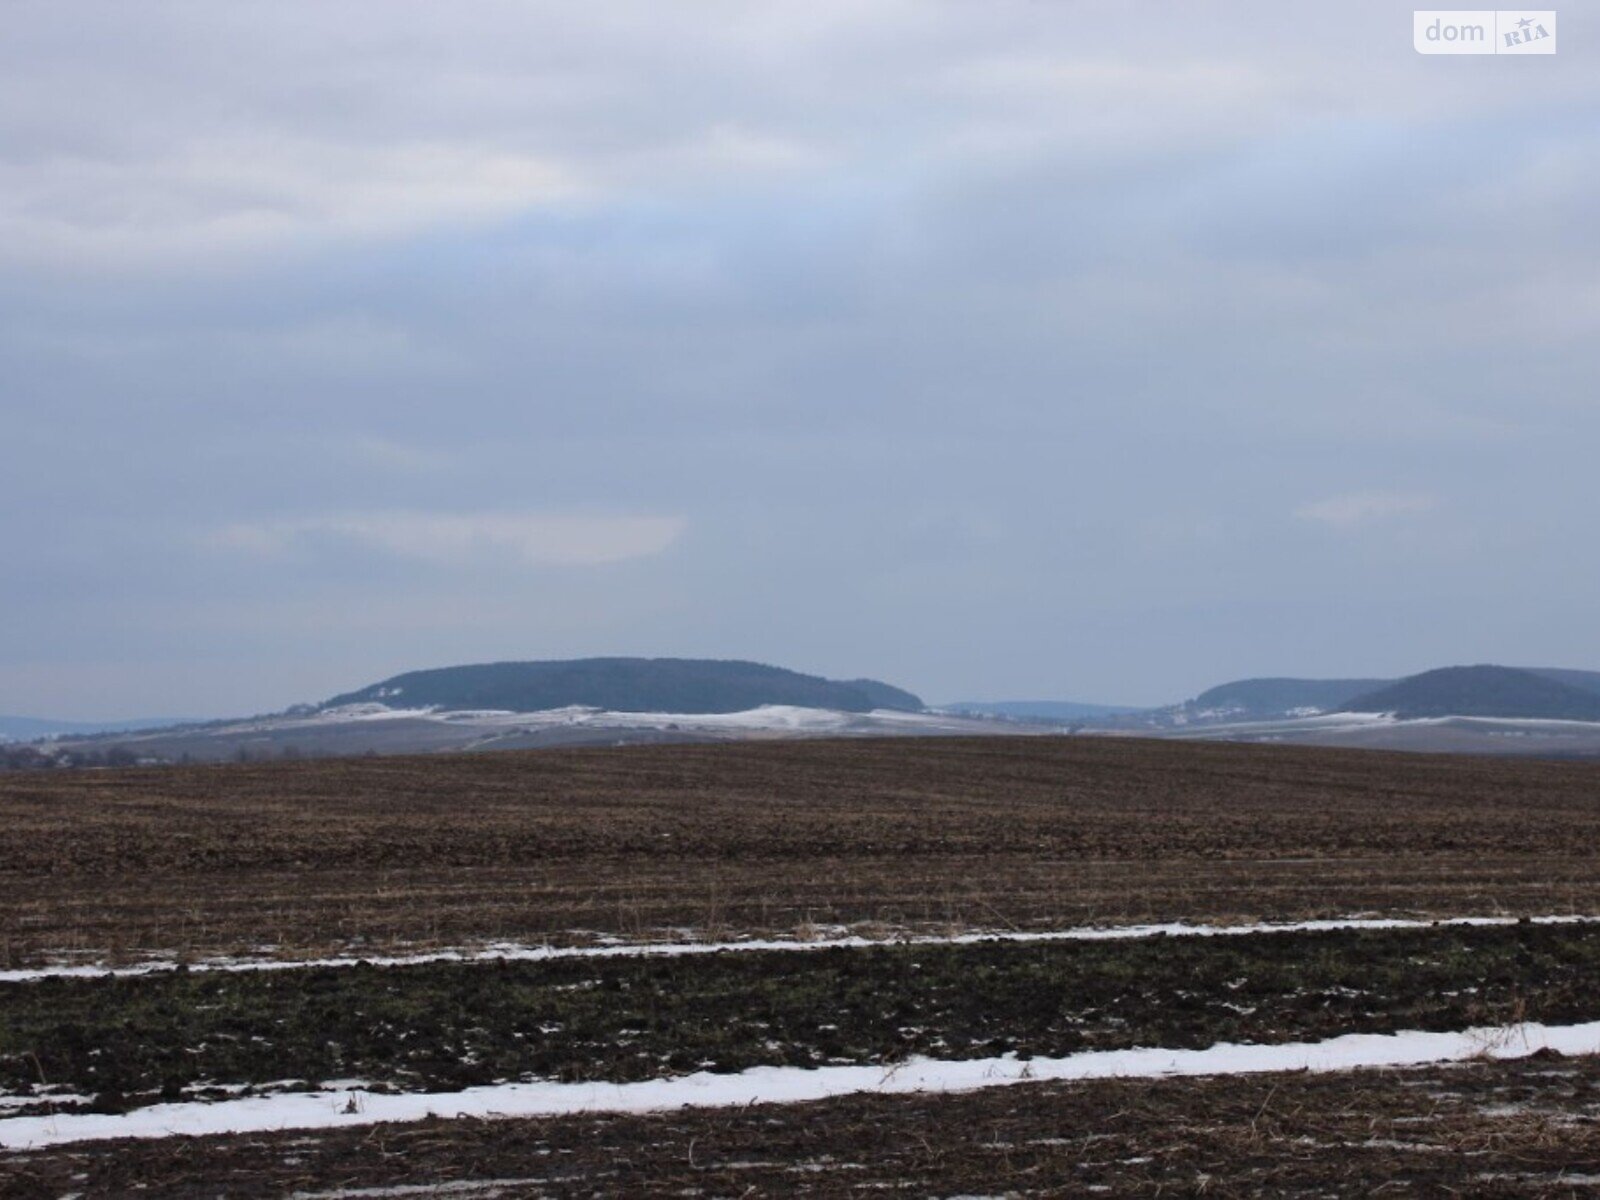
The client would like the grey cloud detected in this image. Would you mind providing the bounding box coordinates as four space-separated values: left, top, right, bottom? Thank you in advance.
2 1 1598 716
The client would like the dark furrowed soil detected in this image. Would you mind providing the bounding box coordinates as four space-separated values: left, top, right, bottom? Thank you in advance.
3 923 1598 1116
5 1052 1600 1197
5 735 1600 964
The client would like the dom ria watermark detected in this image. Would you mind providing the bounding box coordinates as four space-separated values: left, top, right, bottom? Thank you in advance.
1414 10 1556 53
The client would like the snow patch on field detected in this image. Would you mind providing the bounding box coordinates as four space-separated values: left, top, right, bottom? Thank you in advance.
214 702 1000 738
289 1181 546 1199
2 915 1592 983
3 1021 1597 1150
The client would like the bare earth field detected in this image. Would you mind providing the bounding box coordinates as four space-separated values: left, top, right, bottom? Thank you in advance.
5 1053 1600 1197
5 736 1600 965
5 736 1600 1195
0 922 1596 1115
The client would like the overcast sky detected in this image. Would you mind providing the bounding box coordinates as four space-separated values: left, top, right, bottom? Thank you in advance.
3 1 1597 717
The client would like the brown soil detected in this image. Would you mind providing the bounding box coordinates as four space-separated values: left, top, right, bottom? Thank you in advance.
5 735 1600 964
5 1052 1600 1197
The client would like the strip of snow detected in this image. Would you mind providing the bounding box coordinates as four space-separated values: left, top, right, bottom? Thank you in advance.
83 703 1033 751
1429 715 1600 730
3 1020 1596 1150
262 704 443 724
290 1182 548 1199
1172 711 1600 737
2 915 1591 984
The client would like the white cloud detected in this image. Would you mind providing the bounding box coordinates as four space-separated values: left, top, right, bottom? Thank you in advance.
616 123 830 186
211 511 685 567
347 438 453 474
0 139 587 267
1294 491 1437 529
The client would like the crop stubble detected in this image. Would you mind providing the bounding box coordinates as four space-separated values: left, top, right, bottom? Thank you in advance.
4 1053 1600 1197
4 735 1600 964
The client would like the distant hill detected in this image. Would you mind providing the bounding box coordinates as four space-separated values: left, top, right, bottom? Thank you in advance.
322 658 925 716
0 715 201 742
1186 677 1394 719
942 700 1146 722
838 678 927 711
1526 668 1600 698
1342 666 1600 721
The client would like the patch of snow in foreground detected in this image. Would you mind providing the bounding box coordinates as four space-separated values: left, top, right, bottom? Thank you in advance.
1 914 1592 984
2 1021 1596 1150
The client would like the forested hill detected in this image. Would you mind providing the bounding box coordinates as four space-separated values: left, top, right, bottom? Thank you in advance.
1340 666 1600 720
322 658 925 715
